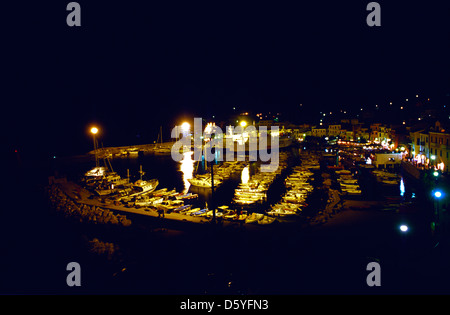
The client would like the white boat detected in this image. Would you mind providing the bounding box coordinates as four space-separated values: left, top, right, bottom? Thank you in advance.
345 189 362 195
188 176 222 188
175 192 198 200
206 210 224 218
130 179 159 196
258 215 277 225
245 212 264 224
85 166 107 177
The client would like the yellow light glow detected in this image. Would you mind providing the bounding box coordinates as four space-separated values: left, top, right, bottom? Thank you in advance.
181 122 190 132
90 127 99 135
240 121 247 127
241 166 249 185
180 151 194 193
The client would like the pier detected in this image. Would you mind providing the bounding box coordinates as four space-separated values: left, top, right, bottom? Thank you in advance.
54 180 270 231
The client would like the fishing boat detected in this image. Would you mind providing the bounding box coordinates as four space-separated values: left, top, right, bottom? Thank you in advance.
130 165 159 196
223 210 238 220
191 208 208 216
258 215 277 225
188 176 222 188
206 210 224 218
185 207 201 215
152 188 168 196
175 192 198 200
267 208 297 217
173 204 192 213
245 212 264 224
131 179 159 196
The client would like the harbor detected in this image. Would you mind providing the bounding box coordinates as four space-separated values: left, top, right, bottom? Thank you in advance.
47 141 420 231
39 141 440 294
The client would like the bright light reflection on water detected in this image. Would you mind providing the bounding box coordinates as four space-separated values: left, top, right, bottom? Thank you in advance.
180 151 194 193
241 166 249 185
400 177 405 197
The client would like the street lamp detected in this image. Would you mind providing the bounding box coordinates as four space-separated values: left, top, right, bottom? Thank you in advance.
90 126 99 167
181 122 190 133
240 121 247 128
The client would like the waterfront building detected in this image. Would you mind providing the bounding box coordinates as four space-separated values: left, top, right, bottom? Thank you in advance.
328 124 341 137
311 127 327 138
372 153 403 168
410 121 450 172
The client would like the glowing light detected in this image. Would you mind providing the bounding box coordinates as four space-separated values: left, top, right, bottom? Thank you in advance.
180 151 194 193
90 127 99 135
434 191 442 198
400 178 405 196
181 122 190 132
240 121 247 127
241 166 250 185
399 225 408 232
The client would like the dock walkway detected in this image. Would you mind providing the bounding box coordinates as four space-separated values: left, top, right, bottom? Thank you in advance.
57 181 268 230
59 181 209 225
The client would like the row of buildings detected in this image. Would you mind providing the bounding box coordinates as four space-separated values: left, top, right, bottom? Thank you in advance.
259 119 396 147
410 121 450 173
252 115 450 173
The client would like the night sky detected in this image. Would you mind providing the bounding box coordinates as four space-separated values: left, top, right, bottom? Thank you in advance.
3 1 450 157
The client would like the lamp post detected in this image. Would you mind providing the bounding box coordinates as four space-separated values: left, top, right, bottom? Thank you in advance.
90 126 99 168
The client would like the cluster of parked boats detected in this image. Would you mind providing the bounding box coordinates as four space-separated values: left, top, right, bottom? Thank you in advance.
188 161 246 188
84 165 159 198
267 154 317 217
372 169 401 186
336 169 362 196
232 152 289 206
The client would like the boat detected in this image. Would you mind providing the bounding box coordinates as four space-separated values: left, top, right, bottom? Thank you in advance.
175 192 199 200
188 176 222 188
381 179 400 185
236 212 248 221
185 207 201 215
345 189 362 195
85 166 107 178
223 210 238 220
258 215 277 225
130 179 159 196
206 210 224 218
191 208 208 216
245 212 264 224
173 204 192 213
152 188 168 196
335 170 351 175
